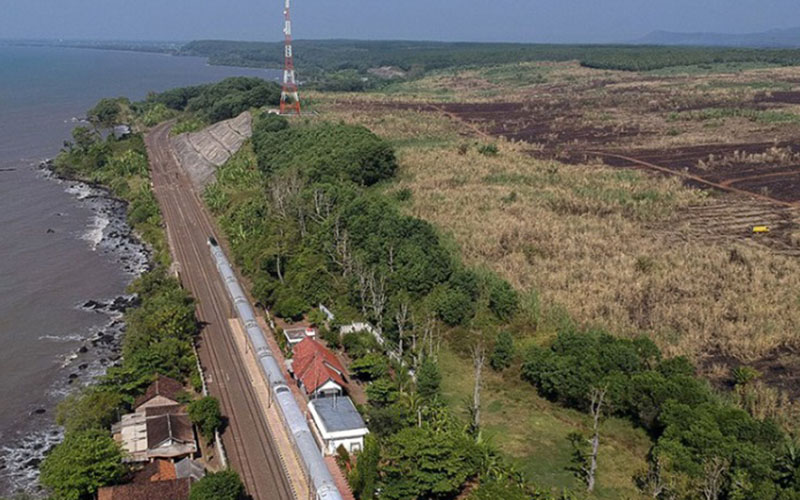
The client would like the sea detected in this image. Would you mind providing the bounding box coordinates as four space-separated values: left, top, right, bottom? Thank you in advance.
0 44 280 496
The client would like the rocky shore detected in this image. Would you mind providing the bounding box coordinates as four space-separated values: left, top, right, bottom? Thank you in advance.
0 162 151 496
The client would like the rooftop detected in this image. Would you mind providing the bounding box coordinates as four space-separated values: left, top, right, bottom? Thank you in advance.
293 338 348 395
309 396 367 433
97 478 191 500
134 375 184 409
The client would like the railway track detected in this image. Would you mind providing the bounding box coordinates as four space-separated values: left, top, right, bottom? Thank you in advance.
145 122 294 500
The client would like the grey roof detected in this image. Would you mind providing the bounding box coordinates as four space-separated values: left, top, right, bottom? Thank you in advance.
174 457 205 481
310 396 366 433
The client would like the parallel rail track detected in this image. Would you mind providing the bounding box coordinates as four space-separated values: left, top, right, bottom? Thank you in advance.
146 122 294 500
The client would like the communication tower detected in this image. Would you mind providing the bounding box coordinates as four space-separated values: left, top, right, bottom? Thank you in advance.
280 0 301 115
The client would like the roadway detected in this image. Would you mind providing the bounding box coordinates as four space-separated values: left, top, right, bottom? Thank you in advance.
145 122 294 500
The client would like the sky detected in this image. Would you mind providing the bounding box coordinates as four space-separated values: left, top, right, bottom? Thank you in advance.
1 0 799 44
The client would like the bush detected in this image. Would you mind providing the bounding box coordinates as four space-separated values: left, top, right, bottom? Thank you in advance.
190 470 245 500
488 280 518 320
490 331 515 372
435 286 474 326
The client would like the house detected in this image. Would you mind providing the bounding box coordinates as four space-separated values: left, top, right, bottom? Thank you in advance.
134 375 185 412
290 337 348 398
113 376 197 463
308 396 369 455
97 478 191 500
97 457 204 499
283 325 317 345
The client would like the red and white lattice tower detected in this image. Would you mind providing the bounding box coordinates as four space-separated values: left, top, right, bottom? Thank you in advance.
280 0 301 115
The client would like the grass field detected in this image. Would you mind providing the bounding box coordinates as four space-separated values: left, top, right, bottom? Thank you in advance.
438 346 651 498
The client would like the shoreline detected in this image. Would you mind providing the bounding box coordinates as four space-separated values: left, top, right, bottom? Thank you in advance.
0 161 151 497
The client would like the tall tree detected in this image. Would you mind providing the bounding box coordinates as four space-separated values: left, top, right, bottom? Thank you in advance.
40 430 125 500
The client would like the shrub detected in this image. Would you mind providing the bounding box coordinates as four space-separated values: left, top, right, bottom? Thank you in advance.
350 353 389 381
490 331 515 371
488 280 518 320
273 290 308 321
435 286 474 326
190 470 246 500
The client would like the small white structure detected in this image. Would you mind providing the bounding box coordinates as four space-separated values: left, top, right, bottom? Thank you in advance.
308 396 369 455
283 326 317 345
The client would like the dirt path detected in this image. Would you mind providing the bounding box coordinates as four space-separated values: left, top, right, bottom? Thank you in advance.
146 122 295 500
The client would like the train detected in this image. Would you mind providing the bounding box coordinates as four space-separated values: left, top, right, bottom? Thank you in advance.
208 237 342 500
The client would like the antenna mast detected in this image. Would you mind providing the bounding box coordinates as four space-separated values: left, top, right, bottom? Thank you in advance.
280 0 301 115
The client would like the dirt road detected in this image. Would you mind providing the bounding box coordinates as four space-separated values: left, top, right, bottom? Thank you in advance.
146 122 294 500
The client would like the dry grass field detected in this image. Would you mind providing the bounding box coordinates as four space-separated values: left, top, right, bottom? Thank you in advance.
306 60 800 395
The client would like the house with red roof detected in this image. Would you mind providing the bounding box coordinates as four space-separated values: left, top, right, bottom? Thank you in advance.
290 337 348 398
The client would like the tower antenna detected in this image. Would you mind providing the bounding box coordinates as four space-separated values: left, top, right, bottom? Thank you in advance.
280 0 301 115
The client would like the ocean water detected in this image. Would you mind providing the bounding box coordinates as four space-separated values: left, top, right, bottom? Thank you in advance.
0 44 280 495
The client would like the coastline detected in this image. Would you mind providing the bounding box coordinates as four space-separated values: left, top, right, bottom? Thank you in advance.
0 161 151 496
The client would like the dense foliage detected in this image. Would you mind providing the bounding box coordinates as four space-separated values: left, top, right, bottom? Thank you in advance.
39 430 125 500
188 396 223 441
189 470 246 500
181 39 800 77
144 76 280 122
253 122 398 186
523 329 799 499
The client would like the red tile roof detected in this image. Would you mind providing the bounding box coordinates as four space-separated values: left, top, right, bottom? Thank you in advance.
134 375 184 409
97 478 191 500
293 338 347 395
132 459 177 483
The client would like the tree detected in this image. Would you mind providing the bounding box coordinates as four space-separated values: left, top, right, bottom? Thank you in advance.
349 434 380 499
55 388 123 433
88 98 127 129
471 340 486 432
189 470 245 500
380 426 481 500
40 430 125 500
417 357 441 401
490 331 515 372
567 386 608 493
350 353 389 381
188 397 223 442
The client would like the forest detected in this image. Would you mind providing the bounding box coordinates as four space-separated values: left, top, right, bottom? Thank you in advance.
181 39 800 76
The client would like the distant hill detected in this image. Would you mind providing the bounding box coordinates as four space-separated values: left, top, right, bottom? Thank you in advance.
634 28 800 48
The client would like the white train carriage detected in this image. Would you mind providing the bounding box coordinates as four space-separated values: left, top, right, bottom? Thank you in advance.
208 238 342 500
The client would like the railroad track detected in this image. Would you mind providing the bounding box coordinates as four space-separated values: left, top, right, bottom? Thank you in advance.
145 122 294 500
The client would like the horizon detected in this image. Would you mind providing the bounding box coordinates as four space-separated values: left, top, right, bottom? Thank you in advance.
2 0 800 44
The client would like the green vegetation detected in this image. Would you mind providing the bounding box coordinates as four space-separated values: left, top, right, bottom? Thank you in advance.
523 329 800 499
188 396 223 441
181 40 800 81
669 107 800 124
55 388 124 434
142 76 281 122
490 331 514 372
41 93 222 498
39 430 125 500
189 470 246 500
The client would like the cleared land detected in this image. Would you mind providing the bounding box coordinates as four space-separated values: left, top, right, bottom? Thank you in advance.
307 60 800 401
